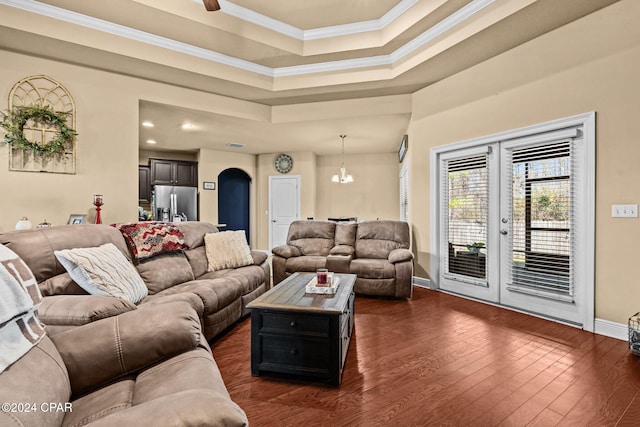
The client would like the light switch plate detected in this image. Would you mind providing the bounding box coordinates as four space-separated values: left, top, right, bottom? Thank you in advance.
612 204 638 218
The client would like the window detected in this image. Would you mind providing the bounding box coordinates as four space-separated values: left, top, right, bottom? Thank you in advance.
508 140 572 296
399 162 409 222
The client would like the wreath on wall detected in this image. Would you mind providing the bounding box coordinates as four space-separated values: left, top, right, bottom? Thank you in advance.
0 105 77 154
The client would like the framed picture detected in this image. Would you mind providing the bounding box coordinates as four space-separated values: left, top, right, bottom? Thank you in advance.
398 134 408 163
67 214 87 225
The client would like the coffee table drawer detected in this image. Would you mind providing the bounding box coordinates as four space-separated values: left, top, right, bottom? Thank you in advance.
261 312 330 336
260 335 330 372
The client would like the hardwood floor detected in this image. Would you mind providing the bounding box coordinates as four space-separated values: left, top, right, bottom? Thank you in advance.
211 287 640 426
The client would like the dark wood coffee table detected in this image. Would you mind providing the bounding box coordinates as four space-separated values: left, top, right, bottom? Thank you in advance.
246 272 356 386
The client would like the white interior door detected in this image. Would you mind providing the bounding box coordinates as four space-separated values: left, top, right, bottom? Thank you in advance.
269 175 300 250
433 113 595 329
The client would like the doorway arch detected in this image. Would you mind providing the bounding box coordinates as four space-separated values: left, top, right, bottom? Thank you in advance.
218 168 251 244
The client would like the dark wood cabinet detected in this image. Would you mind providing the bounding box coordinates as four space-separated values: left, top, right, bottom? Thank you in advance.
248 274 355 386
150 158 198 187
138 165 151 204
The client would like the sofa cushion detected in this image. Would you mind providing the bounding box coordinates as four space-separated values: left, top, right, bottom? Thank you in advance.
176 222 218 249
136 252 195 295
54 243 148 304
350 258 396 279
118 222 188 262
153 278 243 313
63 376 135 427
0 337 70 427
355 220 410 259
285 255 327 272
51 301 201 395
39 273 87 296
184 246 209 278
38 295 136 327
287 220 335 256
330 244 354 256
205 231 253 271
335 222 357 247
212 265 266 295
0 224 130 284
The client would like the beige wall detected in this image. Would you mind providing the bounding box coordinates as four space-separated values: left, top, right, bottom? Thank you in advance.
408 0 640 324
0 45 267 233
316 153 399 222
253 151 400 249
256 152 317 249
197 148 257 245
0 53 139 231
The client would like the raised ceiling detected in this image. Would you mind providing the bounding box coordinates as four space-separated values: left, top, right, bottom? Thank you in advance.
0 0 619 154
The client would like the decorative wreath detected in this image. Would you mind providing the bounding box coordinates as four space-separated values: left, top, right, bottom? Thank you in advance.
0 105 77 154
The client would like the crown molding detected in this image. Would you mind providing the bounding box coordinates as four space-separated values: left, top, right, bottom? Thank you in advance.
1 0 497 79
303 0 421 41
2 0 274 76
203 0 421 41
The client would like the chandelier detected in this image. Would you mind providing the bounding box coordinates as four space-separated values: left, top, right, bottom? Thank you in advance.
331 134 354 183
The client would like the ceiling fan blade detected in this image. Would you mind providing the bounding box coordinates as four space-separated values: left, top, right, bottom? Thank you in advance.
203 0 220 11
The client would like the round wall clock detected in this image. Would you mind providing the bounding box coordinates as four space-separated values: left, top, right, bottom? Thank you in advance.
274 153 293 174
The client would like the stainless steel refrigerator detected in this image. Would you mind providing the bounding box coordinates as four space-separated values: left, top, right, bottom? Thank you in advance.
152 186 198 222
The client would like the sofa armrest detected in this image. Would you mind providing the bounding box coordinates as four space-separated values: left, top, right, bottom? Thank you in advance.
330 245 354 256
388 248 414 264
271 244 301 258
250 250 269 266
86 389 248 427
38 295 136 329
51 301 201 395
326 254 352 274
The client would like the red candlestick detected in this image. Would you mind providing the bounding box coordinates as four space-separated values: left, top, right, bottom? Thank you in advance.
93 195 104 224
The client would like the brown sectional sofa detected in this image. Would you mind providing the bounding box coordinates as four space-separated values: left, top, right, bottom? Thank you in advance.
272 220 413 298
0 300 248 426
0 221 270 338
0 221 268 426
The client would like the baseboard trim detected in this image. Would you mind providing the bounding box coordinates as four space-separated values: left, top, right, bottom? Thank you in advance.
594 318 627 341
412 276 431 289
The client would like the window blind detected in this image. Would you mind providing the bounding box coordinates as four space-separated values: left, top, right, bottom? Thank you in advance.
507 140 573 298
399 164 409 222
444 154 488 281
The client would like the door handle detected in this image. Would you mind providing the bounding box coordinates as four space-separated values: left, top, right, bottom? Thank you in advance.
500 229 508 235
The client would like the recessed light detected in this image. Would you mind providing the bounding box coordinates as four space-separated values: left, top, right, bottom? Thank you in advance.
142 121 154 127
146 139 157 144
227 143 245 149
181 123 194 130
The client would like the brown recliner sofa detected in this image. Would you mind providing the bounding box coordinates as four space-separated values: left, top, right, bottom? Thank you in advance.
0 222 270 338
272 220 413 298
0 301 248 427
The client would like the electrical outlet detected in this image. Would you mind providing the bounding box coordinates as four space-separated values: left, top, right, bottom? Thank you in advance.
612 204 638 218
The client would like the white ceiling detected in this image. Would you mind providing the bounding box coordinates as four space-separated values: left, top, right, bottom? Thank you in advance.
0 0 619 155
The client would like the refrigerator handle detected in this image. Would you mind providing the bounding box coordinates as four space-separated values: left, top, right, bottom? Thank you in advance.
171 193 177 220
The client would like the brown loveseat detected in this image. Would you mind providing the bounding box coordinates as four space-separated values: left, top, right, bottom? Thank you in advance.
272 220 413 298
0 301 248 427
0 222 270 338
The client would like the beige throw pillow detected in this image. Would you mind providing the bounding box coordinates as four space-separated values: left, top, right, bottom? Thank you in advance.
54 243 148 304
205 230 254 271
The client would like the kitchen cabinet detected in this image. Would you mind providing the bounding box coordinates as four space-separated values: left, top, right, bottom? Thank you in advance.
150 158 198 187
138 165 151 204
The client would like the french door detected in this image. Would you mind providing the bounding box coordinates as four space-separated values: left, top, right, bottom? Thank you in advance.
434 114 595 328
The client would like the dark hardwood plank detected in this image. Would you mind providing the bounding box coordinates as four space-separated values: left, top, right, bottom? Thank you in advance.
211 287 634 426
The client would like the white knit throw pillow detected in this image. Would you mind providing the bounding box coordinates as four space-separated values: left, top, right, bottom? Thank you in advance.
205 230 253 271
54 243 148 304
